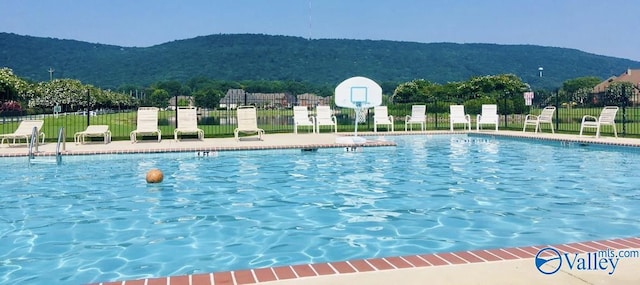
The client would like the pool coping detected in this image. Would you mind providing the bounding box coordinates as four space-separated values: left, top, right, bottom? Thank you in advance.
91 237 640 285
0 132 401 158
3 130 640 159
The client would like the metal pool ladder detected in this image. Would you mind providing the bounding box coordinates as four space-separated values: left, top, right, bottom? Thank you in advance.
28 127 65 165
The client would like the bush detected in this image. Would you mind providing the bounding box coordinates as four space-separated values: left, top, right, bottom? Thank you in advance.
0 100 25 116
464 98 496 115
0 100 22 111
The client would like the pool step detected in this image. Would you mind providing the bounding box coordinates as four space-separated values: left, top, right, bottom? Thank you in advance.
29 157 61 165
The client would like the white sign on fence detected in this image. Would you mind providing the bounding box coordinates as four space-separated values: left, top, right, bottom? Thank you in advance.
524 92 534 106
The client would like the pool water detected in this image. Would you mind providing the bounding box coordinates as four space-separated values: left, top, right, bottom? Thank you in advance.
1 134 640 284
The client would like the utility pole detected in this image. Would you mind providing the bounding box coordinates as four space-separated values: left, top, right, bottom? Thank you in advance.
48 67 55 81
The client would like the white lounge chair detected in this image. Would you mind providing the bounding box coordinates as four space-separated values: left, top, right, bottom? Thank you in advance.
580 106 619 138
449 105 471 131
293 106 315 134
476 104 499 131
74 125 111 144
234 105 265 141
373 106 394 132
0 120 45 145
405 105 426 131
315 105 337 133
523 106 555 133
174 107 204 141
130 107 161 143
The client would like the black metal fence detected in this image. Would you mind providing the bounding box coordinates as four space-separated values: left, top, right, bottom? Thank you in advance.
2 93 640 142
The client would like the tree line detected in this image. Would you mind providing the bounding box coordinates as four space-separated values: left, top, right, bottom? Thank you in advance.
3 66 631 118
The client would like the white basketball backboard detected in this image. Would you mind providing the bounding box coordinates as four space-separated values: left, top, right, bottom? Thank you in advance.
335 76 382 109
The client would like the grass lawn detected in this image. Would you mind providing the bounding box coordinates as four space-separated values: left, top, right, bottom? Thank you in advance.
1 107 639 142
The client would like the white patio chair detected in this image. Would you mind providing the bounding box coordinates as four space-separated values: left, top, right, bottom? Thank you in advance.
315 105 337 133
580 106 619 138
234 105 265 140
449 105 471 131
293 106 315 134
0 120 45 145
405 105 426 131
523 106 555 133
74 125 111 144
130 107 161 143
476 104 499 131
174 107 204 141
373 106 394 132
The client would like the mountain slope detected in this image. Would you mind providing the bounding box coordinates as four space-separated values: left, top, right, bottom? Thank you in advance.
1 32 638 89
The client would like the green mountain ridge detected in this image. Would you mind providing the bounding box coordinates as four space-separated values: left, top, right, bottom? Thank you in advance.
1 32 638 89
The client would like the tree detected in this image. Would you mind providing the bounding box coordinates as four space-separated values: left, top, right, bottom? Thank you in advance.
0 67 28 101
153 80 183 96
28 79 88 110
457 74 528 100
193 88 224 109
604 82 634 106
147 89 170 108
561 76 601 106
562 76 601 94
392 79 435 103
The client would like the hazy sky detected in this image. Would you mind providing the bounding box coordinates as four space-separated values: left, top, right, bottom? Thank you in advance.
1 0 638 61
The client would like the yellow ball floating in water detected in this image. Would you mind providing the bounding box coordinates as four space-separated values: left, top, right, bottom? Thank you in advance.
146 169 164 183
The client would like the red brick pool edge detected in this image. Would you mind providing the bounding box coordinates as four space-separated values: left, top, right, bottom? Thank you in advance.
90 237 640 285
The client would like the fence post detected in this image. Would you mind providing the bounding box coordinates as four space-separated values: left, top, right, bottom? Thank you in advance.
622 85 627 136
434 98 438 129
86 89 90 127
503 95 507 129
555 89 559 131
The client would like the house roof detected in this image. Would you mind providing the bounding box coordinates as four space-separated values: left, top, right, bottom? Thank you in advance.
220 89 294 105
593 69 640 92
297 93 322 100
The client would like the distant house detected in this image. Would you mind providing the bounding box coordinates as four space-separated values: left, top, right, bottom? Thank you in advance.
219 89 246 109
251 93 295 109
219 89 295 109
593 69 640 104
297 93 332 107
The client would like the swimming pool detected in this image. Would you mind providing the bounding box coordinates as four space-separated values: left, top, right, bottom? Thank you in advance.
1 134 639 284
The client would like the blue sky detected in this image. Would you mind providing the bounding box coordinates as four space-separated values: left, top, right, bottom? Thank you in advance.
1 0 639 61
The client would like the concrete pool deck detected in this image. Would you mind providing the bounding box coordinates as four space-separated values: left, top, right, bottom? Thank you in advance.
1 129 639 157
2 130 639 284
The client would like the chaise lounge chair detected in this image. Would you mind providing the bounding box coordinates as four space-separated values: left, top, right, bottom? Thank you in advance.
174 107 204 141
74 125 111 144
523 106 555 133
0 119 45 145
449 105 471 131
293 106 315 134
405 105 426 131
579 106 619 138
130 107 161 143
476 104 499 131
234 105 265 141
315 105 337 133
374 106 394 132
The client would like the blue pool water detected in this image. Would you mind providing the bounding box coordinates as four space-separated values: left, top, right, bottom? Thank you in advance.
1 134 640 284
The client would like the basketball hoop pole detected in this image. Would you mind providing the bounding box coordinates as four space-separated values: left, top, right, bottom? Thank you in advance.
354 103 361 137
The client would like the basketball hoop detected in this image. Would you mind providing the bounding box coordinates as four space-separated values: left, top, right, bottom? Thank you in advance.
335 76 382 142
